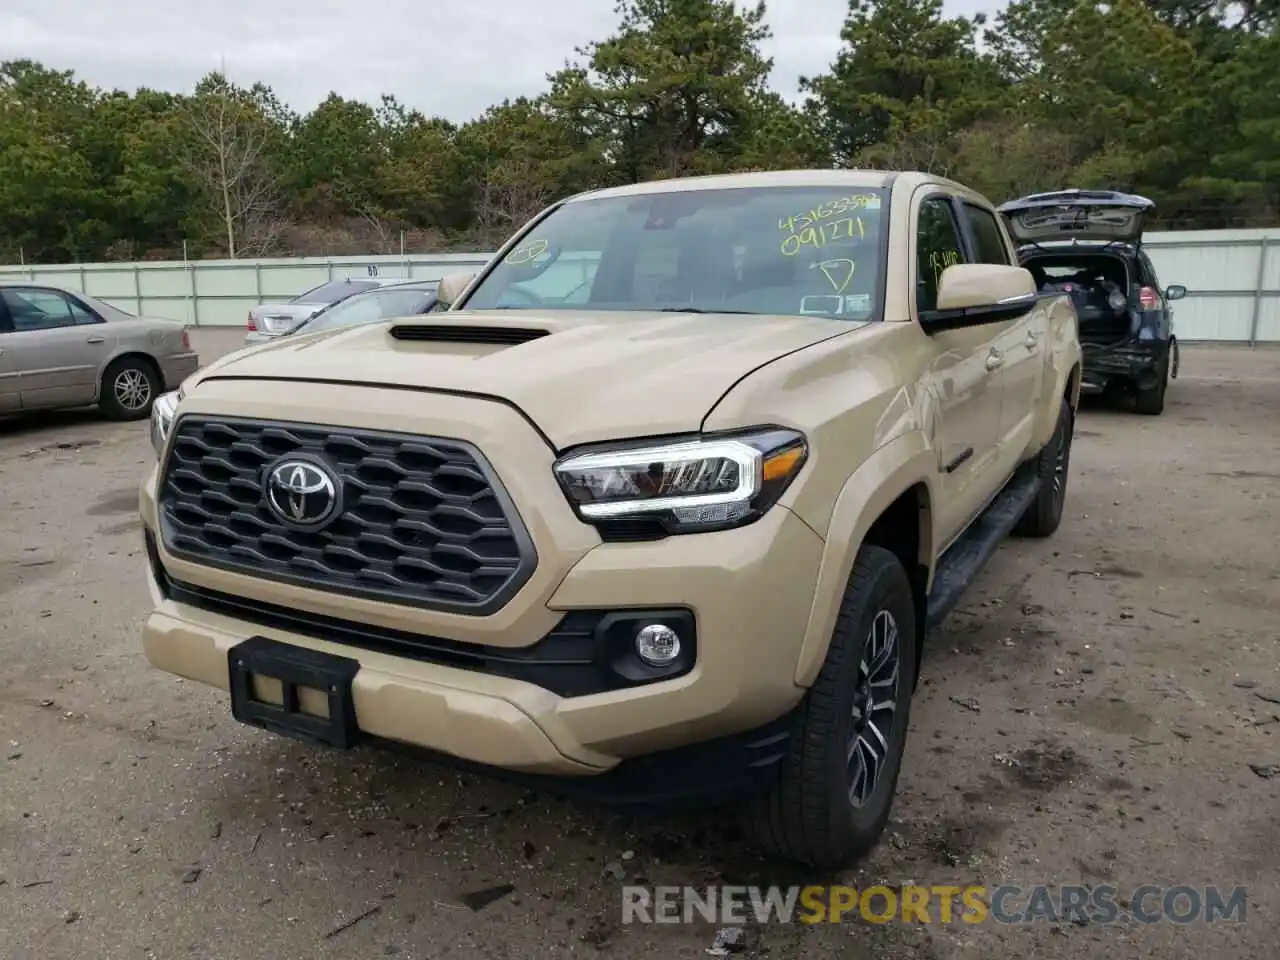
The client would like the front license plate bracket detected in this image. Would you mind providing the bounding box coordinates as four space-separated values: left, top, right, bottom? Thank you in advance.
228 636 361 749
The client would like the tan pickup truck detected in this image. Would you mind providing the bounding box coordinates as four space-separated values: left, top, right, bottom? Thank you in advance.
140 170 1081 867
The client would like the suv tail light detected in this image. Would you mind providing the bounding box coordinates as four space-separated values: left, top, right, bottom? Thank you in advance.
1138 286 1160 310
181 327 191 351
246 312 256 331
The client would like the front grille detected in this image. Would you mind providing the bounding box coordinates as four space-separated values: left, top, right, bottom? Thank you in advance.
157 416 536 615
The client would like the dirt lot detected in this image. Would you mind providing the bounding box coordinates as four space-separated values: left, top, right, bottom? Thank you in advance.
1 331 1277 960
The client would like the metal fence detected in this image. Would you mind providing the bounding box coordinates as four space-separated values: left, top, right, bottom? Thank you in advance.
0 252 493 329
0 230 1277 343
1142 230 1277 344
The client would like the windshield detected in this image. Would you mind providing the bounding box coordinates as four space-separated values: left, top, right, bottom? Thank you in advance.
462 185 889 321
295 286 437 334
293 279 380 305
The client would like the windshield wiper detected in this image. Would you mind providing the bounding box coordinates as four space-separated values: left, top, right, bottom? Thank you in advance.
658 307 757 315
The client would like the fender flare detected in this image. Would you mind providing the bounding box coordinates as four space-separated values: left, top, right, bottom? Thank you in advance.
792 432 939 687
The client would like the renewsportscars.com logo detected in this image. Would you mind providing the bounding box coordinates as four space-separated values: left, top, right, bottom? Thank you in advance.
621 884 1249 926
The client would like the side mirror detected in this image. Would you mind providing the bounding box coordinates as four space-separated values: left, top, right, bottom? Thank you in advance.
920 263 1039 334
435 272 476 309
1165 284 1187 301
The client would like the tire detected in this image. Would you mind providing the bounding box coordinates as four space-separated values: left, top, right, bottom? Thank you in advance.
1134 352 1168 416
1013 399 1073 539
99 356 160 421
742 544 918 869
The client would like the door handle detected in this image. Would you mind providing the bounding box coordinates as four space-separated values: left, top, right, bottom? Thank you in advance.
985 350 1003 371
86 336 105 344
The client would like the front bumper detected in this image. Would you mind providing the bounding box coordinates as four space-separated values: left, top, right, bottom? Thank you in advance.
137 382 825 797
1080 338 1168 393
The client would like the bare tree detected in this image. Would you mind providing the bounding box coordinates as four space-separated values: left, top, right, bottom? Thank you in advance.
473 157 553 246
356 206 400 254
181 88 285 257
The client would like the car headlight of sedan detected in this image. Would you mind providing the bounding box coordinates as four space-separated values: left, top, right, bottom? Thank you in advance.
149 387 182 457
553 428 808 535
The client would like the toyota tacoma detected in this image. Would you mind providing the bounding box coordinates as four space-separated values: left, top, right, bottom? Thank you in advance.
139 170 1081 868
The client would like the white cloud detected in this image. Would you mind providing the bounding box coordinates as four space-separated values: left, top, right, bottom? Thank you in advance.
0 0 1001 123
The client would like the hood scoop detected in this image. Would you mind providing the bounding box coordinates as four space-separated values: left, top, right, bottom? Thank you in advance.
389 323 550 346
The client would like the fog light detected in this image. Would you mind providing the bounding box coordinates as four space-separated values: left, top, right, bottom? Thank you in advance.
635 623 681 666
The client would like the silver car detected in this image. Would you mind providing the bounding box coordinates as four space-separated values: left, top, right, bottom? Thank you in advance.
0 281 199 421
245 277 407 346
285 280 440 338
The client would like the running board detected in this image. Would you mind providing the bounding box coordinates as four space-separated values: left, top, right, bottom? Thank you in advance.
925 472 1041 630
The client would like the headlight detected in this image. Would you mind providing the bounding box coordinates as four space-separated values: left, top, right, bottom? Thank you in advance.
149 388 181 457
553 428 808 535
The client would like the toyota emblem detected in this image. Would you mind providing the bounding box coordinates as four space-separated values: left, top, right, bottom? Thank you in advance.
264 458 341 529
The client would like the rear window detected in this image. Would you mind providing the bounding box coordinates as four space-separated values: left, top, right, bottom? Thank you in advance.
293 280 379 304
963 204 1011 265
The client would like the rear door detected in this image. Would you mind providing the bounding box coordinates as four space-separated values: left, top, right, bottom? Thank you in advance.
0 299 19 412
997 190 1154 247
1 286 115 408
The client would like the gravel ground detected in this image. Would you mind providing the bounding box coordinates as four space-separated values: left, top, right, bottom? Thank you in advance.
1 331 1277 960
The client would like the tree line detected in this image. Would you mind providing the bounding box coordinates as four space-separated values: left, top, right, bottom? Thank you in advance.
2 0 1276 264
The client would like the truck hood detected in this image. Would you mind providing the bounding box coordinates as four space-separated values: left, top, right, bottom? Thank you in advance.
191 309 867 449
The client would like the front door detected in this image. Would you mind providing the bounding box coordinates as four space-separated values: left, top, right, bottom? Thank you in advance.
913 193 1006 549
0 287 113 409
957 200 1046 469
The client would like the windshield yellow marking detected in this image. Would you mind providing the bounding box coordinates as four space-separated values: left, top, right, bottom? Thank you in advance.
811 258 857 294
504 238 548 265
780 217 865 257
778 194 878 235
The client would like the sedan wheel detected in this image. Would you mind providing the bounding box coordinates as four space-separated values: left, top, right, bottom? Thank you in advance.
115 368 153 413
99 357 161 421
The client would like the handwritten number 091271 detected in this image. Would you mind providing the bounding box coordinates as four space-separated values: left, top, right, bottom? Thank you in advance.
780 217 865 257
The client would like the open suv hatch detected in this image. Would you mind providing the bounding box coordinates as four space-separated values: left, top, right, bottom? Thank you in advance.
999 189 1186 415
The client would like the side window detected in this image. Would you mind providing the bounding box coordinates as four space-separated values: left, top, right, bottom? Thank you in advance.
0 288 97 332
963 203 1012 265
916 198 966 313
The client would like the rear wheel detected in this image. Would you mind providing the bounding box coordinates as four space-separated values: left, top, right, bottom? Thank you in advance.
1013 399 1073 538
742 545 917 868
1134 352 1169 416
99 356 160 421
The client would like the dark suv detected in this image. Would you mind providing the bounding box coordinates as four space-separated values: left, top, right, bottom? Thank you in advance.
998 189 1186 415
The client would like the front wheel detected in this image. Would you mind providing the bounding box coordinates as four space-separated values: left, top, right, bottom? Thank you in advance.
742 545 918 868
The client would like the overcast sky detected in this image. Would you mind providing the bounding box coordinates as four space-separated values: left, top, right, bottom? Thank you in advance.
1 0 999 124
